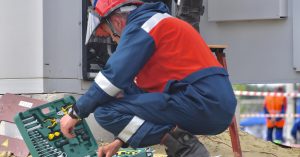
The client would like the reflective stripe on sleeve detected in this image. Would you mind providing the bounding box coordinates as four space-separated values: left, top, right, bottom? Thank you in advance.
118 116 145 142
94 72 121 96
141 13 171 33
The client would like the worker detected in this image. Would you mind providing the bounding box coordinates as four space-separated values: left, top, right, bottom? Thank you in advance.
291 86 300 143
142 0 204 31
263 87 287 143
60 0 237 157
291 120 300 143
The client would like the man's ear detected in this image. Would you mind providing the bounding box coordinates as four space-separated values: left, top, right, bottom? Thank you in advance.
111 15 126 32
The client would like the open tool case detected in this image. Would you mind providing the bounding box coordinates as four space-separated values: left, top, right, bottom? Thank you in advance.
14 96 98 157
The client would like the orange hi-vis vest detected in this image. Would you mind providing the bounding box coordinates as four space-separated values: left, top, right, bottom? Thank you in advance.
264 95 287 128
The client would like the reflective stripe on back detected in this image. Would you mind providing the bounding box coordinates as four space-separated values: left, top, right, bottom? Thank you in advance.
141 13 172 33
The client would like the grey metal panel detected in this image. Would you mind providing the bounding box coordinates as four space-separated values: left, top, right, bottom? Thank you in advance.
43 0 82 79
0 0 43 78
201 0 300 84
44 79 85 94
208 0 288 22
293 0 300 71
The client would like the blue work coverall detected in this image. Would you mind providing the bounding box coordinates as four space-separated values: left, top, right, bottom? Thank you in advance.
75 2 237 147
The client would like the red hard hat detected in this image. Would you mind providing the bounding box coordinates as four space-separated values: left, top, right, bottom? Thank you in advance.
85 0 143 44
95 0 143 17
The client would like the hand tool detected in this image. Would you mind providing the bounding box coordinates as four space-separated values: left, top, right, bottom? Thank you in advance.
44 118 60 129
57 152 68 157
38 148 60 156
24 119 39 127
34 144 53 151
57 105 72 116
55 139 69 148
32 139 49 145
36 145 52 153
15 96 99 157
82 133 90 141
75 128 85 135
27 124 42 132
37 147 57 153
44 151 66 157
28 132 39 137
48 131 61 141
29 134 42 139
28 130 38 135
22 116 35 123
32 142 50 149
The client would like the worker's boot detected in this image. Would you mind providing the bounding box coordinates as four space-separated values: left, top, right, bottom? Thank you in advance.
163 127 210 157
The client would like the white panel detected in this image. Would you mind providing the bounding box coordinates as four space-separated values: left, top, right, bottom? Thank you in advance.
201 0 300 84
208 0 288 22
293 0 300 71
0 79 44 94
0 0 43 78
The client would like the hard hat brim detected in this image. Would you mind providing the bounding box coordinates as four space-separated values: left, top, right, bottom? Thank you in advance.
85 12 102 45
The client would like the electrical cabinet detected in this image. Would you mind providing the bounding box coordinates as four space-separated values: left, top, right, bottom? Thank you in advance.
201 0 300 83
81 1 117 80
208 0 288 21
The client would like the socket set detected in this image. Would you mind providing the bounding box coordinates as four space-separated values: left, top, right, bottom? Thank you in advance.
113 148 153 157
14 96 98 157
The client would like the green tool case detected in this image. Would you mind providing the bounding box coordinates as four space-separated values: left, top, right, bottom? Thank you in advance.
14 96 98 157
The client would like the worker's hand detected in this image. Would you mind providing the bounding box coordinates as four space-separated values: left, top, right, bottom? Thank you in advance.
271 118 276 124
60 114 79 138
98 139 123 157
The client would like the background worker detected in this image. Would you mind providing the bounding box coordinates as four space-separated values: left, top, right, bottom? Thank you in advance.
291 120 300 144
60 0 237 156
264 87 287 143
291 86 300 144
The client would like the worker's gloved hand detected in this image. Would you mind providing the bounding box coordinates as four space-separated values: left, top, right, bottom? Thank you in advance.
98 139 123 157
60 114 80 138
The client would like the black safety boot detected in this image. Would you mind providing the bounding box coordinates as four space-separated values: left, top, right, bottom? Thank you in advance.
163 128 210 157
